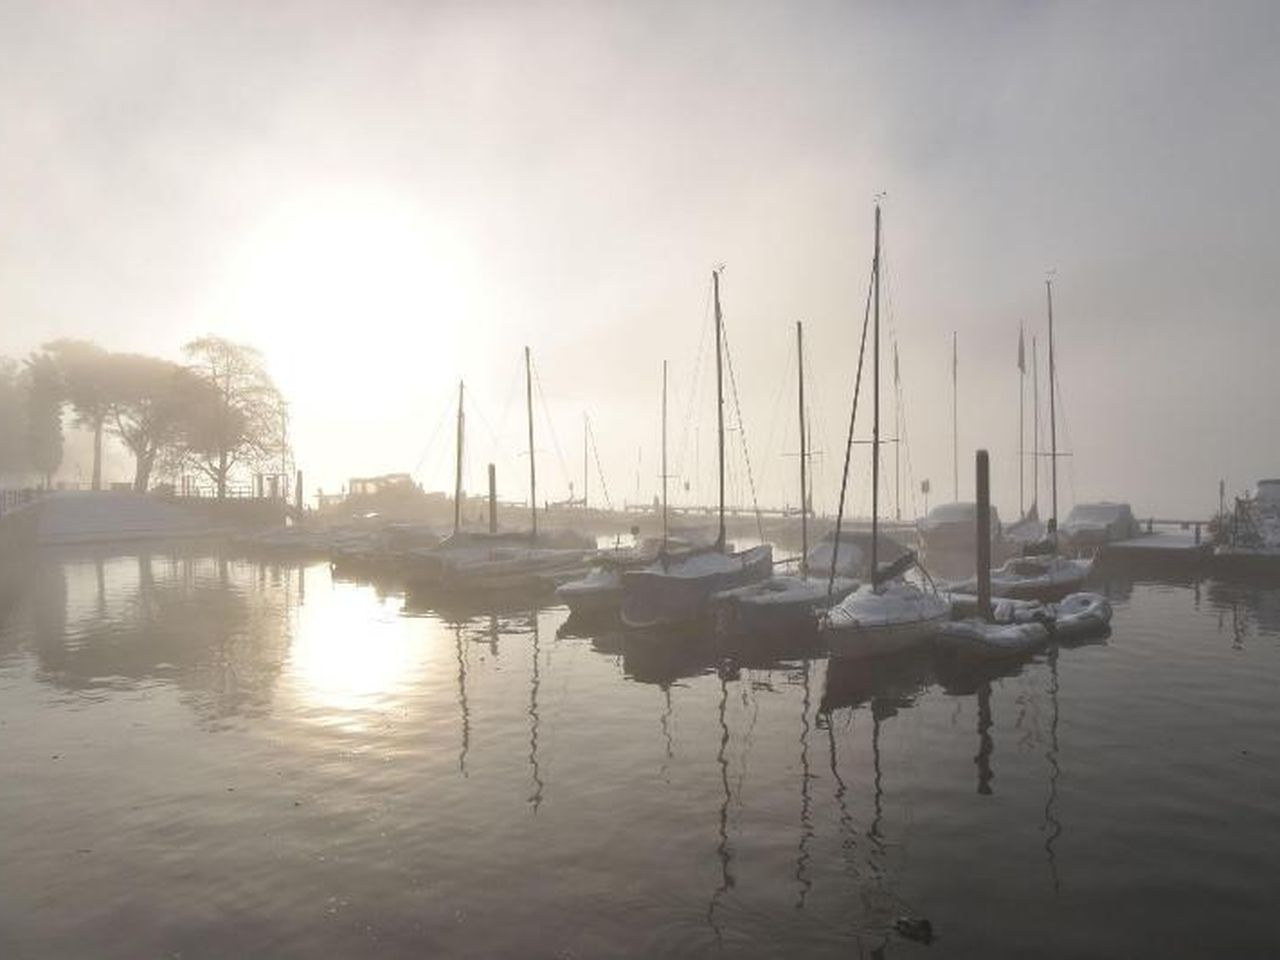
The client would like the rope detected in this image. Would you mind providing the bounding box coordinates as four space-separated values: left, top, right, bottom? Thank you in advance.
720 316 766 543
828 261 875 597
587 417 614 511
532 358 574 498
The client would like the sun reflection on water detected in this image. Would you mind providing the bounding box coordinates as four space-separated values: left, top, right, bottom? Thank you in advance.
283 574 422 731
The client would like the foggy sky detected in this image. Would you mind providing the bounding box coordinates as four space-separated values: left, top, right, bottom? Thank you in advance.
3 0 1277 519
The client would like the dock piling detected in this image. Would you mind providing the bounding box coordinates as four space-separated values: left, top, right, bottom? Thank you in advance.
976 449 992 622
488 464 497 533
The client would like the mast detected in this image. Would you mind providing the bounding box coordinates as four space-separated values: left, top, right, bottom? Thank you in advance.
525 346 537 540
894 343 901 522
662 359 669 547
796 321 808 573
714 268 726 551
871 204 881 588
1019 326 1025 518
1046 278 1058 550
454 380 465 535
1033 334 1040 514
583 412 589 510
952 330 958 502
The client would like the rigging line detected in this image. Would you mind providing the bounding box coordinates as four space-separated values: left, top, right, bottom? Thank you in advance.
758 333 797 510
719 317 766 542
467 393 520 486
587 418 614 512
531 358 574 496
828 256 876 597
673 286 713 483
410 389 457 479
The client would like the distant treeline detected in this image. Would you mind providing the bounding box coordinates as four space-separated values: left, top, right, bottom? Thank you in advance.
0 336 286 497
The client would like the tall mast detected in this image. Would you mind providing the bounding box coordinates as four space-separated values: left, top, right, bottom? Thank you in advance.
582 413 588 510
1046 278 1058 550
525 346 537 540
454 380 465 535
662 359 669 547
796 321 808 574
871 204 881 588
1018 326 1025 518
714 268 726 551
894 343 901 522
1033 334 1040 514
952 330 958 502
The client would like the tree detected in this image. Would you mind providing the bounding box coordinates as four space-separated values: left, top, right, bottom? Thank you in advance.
0 358 27 477
107 354 201 492
180 336 284 498
23 353 63 487
42 340 118 490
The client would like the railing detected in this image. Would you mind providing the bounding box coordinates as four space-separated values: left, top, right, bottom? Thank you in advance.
1139 517 1207 544
0 487 48 520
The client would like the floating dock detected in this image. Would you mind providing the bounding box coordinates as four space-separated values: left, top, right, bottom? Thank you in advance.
1097 530 1213 575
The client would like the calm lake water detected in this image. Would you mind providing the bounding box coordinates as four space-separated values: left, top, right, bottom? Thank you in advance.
1 549 1278 958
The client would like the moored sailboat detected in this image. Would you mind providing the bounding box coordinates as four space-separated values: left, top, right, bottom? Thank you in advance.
821 203 949 657
620 269 773 632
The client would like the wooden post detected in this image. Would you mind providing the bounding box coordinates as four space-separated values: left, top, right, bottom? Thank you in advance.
976 449 992 622
488 463 497 534
295 470 303 518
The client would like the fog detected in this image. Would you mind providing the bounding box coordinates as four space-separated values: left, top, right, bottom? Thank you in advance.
3 0 1277 519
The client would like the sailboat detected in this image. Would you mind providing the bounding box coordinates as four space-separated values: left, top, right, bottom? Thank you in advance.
405 353 594 600
620 269 773 632
711 321 859 638
957 279 1090 602
821 204 950 656
556 361 705 621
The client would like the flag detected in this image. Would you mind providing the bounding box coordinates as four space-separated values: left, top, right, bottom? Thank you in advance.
1018 327 1026 373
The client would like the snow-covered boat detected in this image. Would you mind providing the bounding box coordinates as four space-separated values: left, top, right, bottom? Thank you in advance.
621 544 773 632
1049 591 1112 641
555 538 704 620
710 322 862 639
619 270 774 633
818 204 949 659
951 553 1092 602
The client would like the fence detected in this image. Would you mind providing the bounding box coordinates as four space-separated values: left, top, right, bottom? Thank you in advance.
0 487 47 520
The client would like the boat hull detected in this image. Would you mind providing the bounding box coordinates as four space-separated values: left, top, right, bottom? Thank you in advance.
620 545 773 632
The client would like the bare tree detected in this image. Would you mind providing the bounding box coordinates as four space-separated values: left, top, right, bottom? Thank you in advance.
180 336 284 498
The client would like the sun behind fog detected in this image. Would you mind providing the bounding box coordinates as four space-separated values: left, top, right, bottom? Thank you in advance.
220 188 477 393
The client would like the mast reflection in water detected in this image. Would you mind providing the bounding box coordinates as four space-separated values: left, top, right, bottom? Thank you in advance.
1 557 1278 957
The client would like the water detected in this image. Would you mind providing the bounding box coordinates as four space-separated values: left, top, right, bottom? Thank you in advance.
1 550 1278 958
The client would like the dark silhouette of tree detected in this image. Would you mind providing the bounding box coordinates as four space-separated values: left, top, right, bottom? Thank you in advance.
42 340 117 490
23 354 64 487
107 354 205 492
180 336 284 498
0 358 26 477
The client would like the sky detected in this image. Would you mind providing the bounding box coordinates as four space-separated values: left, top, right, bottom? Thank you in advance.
2 0 1277 519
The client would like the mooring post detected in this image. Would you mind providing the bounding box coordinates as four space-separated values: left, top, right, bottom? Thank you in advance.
295 470 303 518
976 449 992 623
488 463 497 534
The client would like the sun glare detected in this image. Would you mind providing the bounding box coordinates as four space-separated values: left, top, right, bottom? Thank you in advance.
284 576 425 731
222 188 478 395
